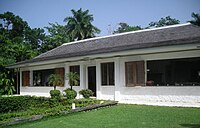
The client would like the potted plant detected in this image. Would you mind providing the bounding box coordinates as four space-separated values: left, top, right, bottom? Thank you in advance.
146 80 154 86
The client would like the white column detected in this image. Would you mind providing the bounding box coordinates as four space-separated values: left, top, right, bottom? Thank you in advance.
96 60 101 99
114 57 121 101
30 70 33 86
64 64 70 88
80 63 86 89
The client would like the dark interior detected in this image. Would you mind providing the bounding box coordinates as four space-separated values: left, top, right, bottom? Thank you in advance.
88 66 96 96
147 57 200 86
33 69 54 86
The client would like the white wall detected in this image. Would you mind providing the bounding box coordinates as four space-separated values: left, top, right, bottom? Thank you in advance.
111 49 200 104
95 49 200 104
116 86 200 103
19 47 200 106
20 86 65 97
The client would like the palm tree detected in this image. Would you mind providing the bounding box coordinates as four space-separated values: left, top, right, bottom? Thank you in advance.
189 12 200 26
66 72 79 90
64 8 100 41
48 74 63 90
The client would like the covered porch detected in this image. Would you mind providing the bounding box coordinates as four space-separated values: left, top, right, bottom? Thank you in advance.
19 56 200 102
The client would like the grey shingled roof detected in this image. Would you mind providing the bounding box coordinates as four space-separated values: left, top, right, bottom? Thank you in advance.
8 23 200 67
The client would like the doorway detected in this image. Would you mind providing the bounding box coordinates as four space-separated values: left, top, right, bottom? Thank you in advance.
88 66 96 96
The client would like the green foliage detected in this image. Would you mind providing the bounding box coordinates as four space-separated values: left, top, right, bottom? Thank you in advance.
41 22 70 53
0 96 100 123
113 22 142 34
0 96 62 114
64 88 77 99
79 89 94 98
50 90 61 99
25 28 47 50
0 96 30 113
189 12 200 26
0 71 15 95
48 74 63 90
0 12 45 94
0 12 29 38
9 43 38 62
64 8 100 41
73 98 97 107
66 72 79 90
149 16 180 28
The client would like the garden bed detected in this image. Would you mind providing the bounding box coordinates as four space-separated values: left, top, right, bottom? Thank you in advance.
2 104 200 128
0 96 117 126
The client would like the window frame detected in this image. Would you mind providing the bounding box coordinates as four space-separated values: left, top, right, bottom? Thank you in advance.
101 62 115 86
33 69 55 87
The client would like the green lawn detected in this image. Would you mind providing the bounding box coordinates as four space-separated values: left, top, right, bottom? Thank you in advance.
2 104 200 128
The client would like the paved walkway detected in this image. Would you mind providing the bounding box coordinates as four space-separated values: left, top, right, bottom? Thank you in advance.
119 101 200 108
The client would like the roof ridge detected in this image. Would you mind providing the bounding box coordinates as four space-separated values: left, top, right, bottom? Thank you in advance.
62 23 191 46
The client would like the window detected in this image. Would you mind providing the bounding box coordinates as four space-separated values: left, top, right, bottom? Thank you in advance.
69 65 80 86
33 69 54 86
125 61 145 87
22 71 30 86
101 62 115 86
147 58 200 86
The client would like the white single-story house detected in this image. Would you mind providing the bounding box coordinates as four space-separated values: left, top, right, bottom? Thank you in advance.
8 23 200 106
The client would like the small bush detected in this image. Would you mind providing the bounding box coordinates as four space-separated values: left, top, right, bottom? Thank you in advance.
64 88 77 99
50 90 61 99
79 89 94 98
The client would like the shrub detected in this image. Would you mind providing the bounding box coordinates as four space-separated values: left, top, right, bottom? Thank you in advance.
0 96 100 122
50 90 61 99
79 89 94 98
0 96 99 114
0 96 35 113
64 88 77 99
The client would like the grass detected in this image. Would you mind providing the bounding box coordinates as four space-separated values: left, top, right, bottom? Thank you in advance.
2 104 200 128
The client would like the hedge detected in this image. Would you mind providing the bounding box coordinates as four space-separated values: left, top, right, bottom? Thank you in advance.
0 96 54 113
0 96 99 114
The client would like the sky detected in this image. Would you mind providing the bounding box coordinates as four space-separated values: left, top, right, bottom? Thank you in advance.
0 0 199 36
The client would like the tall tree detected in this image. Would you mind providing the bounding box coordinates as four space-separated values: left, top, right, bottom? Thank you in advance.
0 12 40 65
0 12 45 95
0 12 29 39
64 8 100 41
40 22 69 53
113 22 142 34
9 43 38 62
25 28 46 50
149 16 180 28
189 12 200 26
